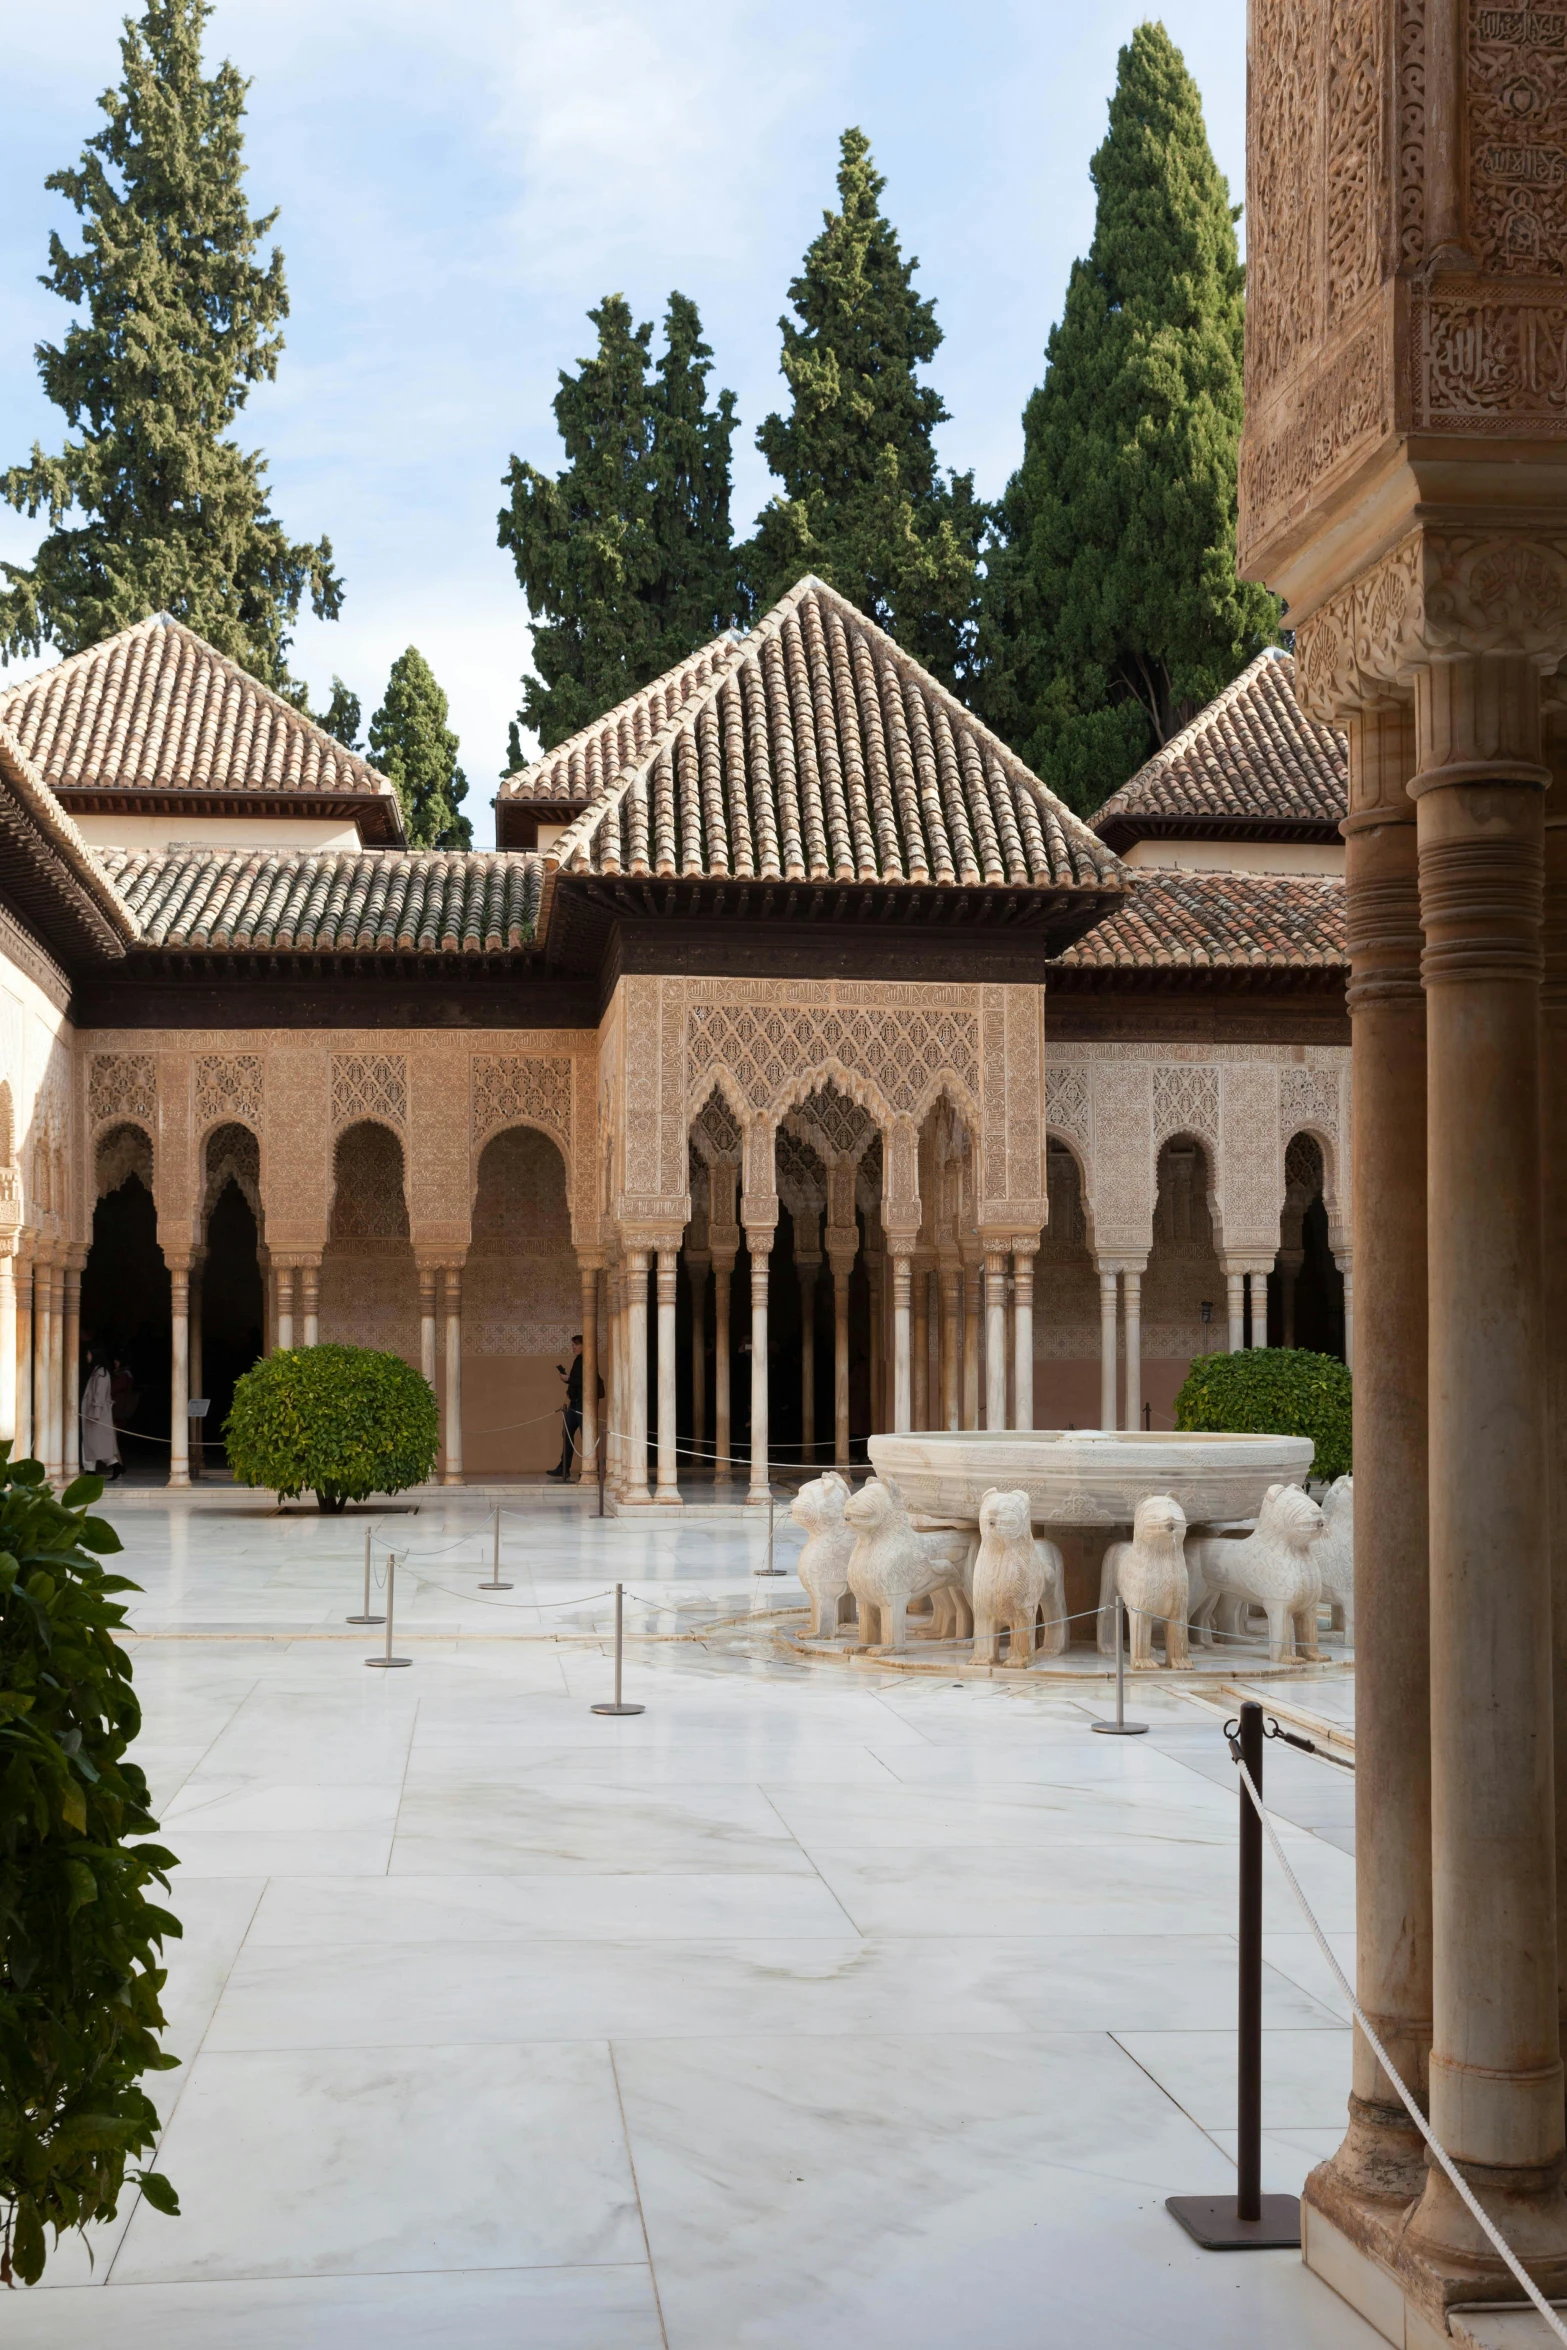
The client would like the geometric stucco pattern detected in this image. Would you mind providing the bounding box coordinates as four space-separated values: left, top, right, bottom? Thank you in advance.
472 1054 573 1158
330 1053 408 1132
194 1053 263 1131
87 1051 157 1128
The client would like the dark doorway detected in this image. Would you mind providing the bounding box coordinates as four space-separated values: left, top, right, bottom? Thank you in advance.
202 1178 264 1462
80 1174 170 1466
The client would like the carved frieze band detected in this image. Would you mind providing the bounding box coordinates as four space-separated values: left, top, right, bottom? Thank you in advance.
471 1055 573 1153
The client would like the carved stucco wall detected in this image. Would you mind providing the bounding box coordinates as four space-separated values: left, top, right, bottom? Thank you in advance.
320 1120 418 1361
467 1127 577 1359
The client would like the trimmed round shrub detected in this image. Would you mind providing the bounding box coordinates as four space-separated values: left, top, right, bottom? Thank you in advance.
224 1344 438 1511
1174 1346 1352 1483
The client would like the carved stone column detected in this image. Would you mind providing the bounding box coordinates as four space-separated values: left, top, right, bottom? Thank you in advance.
1223 1264 1245 1354
746 1230 773 1505
1011 1242 1037 1433
796 1248 820 1464
939 1260 962 1432
61 1251 82 1482
168 1253 191 1489
604 1260 622 1494
865 1240 885 1434
961 1253 982 1432
15 1245 32 1460
418 1262 439 1392
300 1257 320 1348
1336 1252 1354 1372
622 1248 651 1505
187 1252 203 1478
1309 702 1433 2231
890 1245 914 1433
1404 655 1567 2282
1096 1265 1117 1433
0 1238 16 1448
1548 723 1567 2086
1121 1263 1141 1433
579 1259 601 1486
685 1248 708 1467
31 1253 52 1475
983 1247 1008 1429
1277 1246 1304 1347
276 1263 296 1353
1247 1270 1268 1349
826 1222 857 1469
656 1242 681 1505
911 1259 931 1432
441 1264 464 1487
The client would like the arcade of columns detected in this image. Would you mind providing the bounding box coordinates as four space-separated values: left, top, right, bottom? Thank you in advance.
1242 0 1567 2323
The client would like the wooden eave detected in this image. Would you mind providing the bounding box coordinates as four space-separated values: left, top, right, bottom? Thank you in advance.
56 784 405 845
1092 811 1345 854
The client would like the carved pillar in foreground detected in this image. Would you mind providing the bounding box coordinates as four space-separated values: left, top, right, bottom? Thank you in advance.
441 1265 464 1487
1096 1266 1117 1433
1312 702 1432 2221
167 1252 190 1489
655 1242 681 1504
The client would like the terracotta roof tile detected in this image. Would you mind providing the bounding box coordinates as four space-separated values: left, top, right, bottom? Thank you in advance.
512 579 1123 892
1092 650 1346 843
0 616 403 841
96 847 541 954
1051 870 1345 972
499 637 743 808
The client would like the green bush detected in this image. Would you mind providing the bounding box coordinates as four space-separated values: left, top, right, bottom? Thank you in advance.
1174 1346 1352 1482
224 1344 438 1512
0 1452 179 2287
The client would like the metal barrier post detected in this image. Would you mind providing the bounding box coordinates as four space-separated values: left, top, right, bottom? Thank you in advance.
591 1583 644 1717
348 1527 385 1626
1166 1701 1299 2248
754 1490 786 1575
479 1504 513 1591
1091 1592 1147 1736
365 1551 412 1669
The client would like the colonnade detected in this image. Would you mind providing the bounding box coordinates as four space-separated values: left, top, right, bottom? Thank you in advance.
3 1239 85 1484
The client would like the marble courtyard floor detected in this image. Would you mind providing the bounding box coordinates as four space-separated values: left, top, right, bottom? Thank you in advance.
9 1488 1377 2348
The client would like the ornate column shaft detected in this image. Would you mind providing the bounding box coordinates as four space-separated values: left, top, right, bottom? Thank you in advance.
622 1249 651 1504
712 1248 734 1483
1121 1266 1141 1433
1224 1267 1245 1354
1097 1266 1117 1433
1406 655 1565 2270
826 1223 857 1469
961 1257 981 1432
984 1248 1008 1429
746 1232 773 1505
797 1252 820 1463
301 1258 320 1348
168 1255 190 1489
604 1260 623 1493
939 1262 962 1432
1011 1244 1037 1433
418 1265 439 1390
579 1260 600 1486
686 1250 708 1463
911 1261 930 1432
656 1243 681 1504
442 1265 464 1487
1312 703 1433 2224
15 1248 32 1461
276 1263 296 1353
1247 1270 1268 1349
187 1254 202 1478
890 1246 914 1434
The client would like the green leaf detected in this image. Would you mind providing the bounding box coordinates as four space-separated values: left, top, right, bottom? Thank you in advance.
59 1476 104 1510
136 2170 180 2217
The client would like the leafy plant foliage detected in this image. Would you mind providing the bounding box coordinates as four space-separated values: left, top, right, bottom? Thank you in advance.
367 648 471 848
498 292 742 756
0 0 340 692
224 1344 439 1511
747 128 982 690
1175 1348 1352 1483
0 1454 179 2287
976 24 1278 813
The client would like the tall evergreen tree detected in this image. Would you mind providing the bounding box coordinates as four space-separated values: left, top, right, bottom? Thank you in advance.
497 293 740 756
314 677 361 752
976 24 1278 814
368 649 471 849
747 127 981 687
0 0 340 691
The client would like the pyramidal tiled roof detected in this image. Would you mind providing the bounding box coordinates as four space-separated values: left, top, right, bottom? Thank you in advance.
524 579 1123 893
97 846 541 955
0 718 138 959
0 615 404 842
1092 650 1346 848
498 636 744 814
1050 871 1345 974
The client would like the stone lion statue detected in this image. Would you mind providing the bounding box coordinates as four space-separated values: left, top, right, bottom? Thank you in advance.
1099 1493 1191 1670
972 1486 1067 1668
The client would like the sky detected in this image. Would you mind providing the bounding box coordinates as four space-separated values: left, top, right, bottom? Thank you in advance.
0 0 1247 847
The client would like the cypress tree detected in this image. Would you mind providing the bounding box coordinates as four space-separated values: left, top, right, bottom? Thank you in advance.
747 127 981 687
0 0 340 691
497 293 740 757
976 23 1278 814
314 678 361 753
367 649 471 850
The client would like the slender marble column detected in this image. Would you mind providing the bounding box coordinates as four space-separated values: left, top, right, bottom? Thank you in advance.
1122 1267 1141 1433
419 1266 438 1390
13 1249 30 1458
656 1245 681 1504
604 1262 622 1493
276 1264 296 1353
686 1251 708 1466
1278 1250 1303 1347
168 1260 190 1489
0 1242 15 1448
1011 1246 1036 1432
1225 1267 1246 1353
1548 750 1567 2086
911 1265 930 1431
830 1256 852 1466
45 1263 63 1481
579 1261 599 1486
962 1259 981 1430
1313 703 1432 2216
939 1264 961 1431
888 1249 913 1433
797 1254 819 1463
865 1249 884 1433
623 1249 651 1504
983 1249 1007 1429
32 1260 51 1475
747 1236 772 1505
442 1266 463 1487
1098 1268 1118 1432
1247 1271 1268 1349
186 1257 202 1478
712 1253 734 1483
301 1258 320 1347
1406 655 1566 2267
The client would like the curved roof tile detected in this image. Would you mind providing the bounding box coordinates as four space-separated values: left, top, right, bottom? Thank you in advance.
1092 650 1346 843
1052 870 1345 972
96 847 541 955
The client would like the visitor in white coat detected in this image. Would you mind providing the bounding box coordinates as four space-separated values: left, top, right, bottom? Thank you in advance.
81 1352 121 1478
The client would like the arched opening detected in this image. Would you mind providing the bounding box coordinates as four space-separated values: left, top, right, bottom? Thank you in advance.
1035 1138 1101 1428
1272 1132 1345 1357
200 1124 264 1467
1142 1136 1225 1427
320 1121 417 1362
466 1124 576 1476
80 1122 168 1469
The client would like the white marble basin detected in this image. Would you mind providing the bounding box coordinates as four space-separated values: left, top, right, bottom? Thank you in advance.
866 1429 1315 1531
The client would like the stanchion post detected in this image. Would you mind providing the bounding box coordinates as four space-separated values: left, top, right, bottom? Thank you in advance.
754 1487 786 1575
1091 1591 1147 1736
591 1582 644 1717
597 1431 606 1519
1166 1701 1299 2248
348 1526 385 1626
366 1551 412 1669
479 1503 514 1591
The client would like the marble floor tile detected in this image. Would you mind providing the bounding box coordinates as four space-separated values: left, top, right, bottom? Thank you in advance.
1206 2124 1346 2195
163 1778 404 1833
249 1869 858 1944
390 1775 810 1876
1115 2027 1354 2129
111 2041 644 2284
159 1830 394 1878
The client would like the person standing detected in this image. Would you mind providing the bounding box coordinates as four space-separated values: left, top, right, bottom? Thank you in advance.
81 1351 121 1478
548 1336 584 1480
